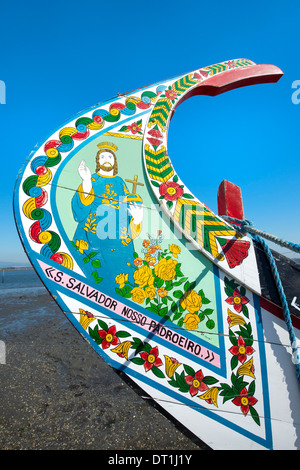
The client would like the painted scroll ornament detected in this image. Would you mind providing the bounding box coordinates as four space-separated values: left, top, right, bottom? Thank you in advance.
14 59 300 450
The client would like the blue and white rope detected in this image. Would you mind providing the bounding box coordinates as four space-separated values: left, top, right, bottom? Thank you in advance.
223 216 300 385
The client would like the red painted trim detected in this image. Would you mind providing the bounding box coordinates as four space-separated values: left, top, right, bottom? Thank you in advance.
259 296 300 331
176 64 284 106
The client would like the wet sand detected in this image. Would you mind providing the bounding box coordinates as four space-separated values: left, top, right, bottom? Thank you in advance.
0 287 203 451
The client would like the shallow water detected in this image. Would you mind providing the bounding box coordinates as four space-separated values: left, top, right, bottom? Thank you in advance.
0 268 45 292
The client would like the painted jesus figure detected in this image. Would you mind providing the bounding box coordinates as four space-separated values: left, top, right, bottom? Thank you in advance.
71 142 143 287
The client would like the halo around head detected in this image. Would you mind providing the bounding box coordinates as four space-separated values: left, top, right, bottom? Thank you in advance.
97 142 118 153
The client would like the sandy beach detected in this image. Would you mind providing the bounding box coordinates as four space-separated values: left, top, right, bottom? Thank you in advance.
0 285 203 451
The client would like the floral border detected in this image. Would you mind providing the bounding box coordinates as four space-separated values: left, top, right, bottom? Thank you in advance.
81 273 260 425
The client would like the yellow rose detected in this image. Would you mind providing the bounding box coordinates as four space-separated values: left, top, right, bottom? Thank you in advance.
169 244 181 258
76 239 89 254
154 258 177 281
131 287 146 304
183 313 201 330
144 285 156 299
115 273 129 289
133 265 154 288
180 290 202 314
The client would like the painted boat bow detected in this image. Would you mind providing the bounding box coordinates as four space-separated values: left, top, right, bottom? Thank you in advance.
14 59 300 450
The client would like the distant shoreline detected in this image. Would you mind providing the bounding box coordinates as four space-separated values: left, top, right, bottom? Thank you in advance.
0 262 32 269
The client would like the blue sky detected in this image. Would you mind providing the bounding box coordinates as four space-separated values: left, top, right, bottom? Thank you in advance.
1 0 300 265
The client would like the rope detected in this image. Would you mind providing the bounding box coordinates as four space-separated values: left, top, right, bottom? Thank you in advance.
222 216 300 255
222 215 300 385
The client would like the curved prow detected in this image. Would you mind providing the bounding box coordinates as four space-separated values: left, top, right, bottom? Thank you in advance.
175 63 283 106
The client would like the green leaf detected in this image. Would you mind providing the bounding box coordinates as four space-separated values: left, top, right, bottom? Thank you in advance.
183 364 195 377
184 281 190 292
131 338 145 356
92 271 103 283
151 180 160 187
173 290 183 299
88 326 100 341
166 200 173 210
203 376 219 385
231 354 239 370
97 319 108 331
234 377 249 393
221 391 236 403
202 308 214 316
131 337 142 349
133 252 139 258
182 193 194 199
206 319 215 330
146 305 159 314
176 371 190 392
248 380 256 397
173 277 188 286
240 286 246 296
165 282 173 291
199 311 205 322
91 259 101 268
173 174 179 183
159 307 168 317
242 304 249 318
116 331 131 338
173 311 183 321
250 406 260 425
115 287 125 297
168 378 179 388
151 366 165 378
229 329 237 345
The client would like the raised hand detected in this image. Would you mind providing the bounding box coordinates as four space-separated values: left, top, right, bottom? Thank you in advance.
128 202 144 225
78 160 92 196
78 160 92 182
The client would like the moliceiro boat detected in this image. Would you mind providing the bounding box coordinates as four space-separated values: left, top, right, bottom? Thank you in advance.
14 58 300 450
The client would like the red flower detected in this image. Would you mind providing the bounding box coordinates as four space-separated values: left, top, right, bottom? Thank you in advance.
159 181 183 201
225 288 249 313
232 387 257 416
140 346 163 372
185 369 208 397
226 60 237 68
229 336 254 364
127 122 142 134
165 88 178 101
98 325 120 350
